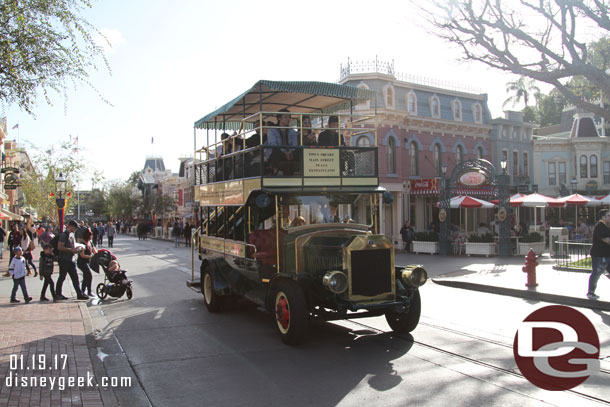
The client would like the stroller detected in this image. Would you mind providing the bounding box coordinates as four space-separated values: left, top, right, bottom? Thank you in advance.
90 249 133 300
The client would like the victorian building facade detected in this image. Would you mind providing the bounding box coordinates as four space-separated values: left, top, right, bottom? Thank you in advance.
339 60 493 247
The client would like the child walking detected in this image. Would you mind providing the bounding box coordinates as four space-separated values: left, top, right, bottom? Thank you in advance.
9 246 32 303
39 244 56 301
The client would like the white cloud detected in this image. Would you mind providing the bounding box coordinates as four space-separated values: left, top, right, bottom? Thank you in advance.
95 29 126 53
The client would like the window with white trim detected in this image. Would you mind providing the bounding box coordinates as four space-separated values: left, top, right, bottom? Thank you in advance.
477 147 483 159
456 145 463 163
387 137 396 174
384 85 395 109
523 152 529 176
559 162 566 185
548 162 556 186
452 99 462 121
430 95 440 118
590 155 598 178
355 83 370 110
410 142 419 176
604 161 610 184
580 155 588 178
434 144 442 176
356 136 370 147
473 103 482 124
512 151 519 176
407 91 417 114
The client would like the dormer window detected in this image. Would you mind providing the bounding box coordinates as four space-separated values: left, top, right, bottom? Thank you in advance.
384 85 395 109
356 82 370 110
473 103 482 123
430 95 440 118
407 91 417 115
452 99 462 121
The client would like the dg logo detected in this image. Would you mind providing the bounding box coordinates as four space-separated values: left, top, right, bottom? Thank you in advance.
513 305 600 390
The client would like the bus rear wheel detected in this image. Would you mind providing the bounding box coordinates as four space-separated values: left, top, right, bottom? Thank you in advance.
273 280 308 345
202 265 222 312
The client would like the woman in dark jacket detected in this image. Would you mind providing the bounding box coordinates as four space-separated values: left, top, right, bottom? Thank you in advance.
77 229 96 297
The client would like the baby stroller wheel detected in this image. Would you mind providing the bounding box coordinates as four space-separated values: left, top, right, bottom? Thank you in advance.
96 283 108 300
126 286 133 300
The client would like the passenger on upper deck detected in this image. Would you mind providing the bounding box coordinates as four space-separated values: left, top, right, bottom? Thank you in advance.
246 121 273 148
299 115 317 146
317 116 344 146
264 109 298 175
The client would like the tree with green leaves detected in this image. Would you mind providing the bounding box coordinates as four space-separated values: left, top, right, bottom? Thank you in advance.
106 182 141 219
18 141 84 223
503 76 541 109
0 0 109 114
424 1 610 121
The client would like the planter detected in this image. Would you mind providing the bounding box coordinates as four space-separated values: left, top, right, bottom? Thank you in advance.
518 241 546 256
412 241 439 255
465 242 496 257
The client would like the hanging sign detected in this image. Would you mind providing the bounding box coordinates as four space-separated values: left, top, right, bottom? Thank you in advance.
459 171 487 187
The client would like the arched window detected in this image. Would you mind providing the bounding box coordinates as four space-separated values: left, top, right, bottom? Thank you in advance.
410 142 419 176
434 144 442 176
407 91 417 114
473 103 482 123
357 136 370 147
385 85 395 109
452 99 462 121
590 155 598 178
430 95 440 118
355 82 370 110
580 155 588 178
456 145 463 163
476 147 483 159
387 137 396 173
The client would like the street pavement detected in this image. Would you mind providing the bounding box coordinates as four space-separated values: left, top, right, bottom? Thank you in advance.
0 235 608 406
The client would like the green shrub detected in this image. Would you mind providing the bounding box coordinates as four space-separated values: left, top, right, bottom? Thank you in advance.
414 231 439 242
520 232 543 243
468 233 495 243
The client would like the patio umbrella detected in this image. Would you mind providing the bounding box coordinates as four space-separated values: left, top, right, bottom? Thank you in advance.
558 194 592 227
511 193 564 229
597 194 610 205
437 195 495 234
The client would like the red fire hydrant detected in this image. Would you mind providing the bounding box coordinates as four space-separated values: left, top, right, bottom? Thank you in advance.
522 249 538 287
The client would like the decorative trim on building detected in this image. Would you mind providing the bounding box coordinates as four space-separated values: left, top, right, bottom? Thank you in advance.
428 137 446 152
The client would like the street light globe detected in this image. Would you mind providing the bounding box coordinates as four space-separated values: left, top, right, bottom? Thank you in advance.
56 172 67 193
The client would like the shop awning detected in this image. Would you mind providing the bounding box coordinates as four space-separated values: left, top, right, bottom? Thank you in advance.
0 208 23 221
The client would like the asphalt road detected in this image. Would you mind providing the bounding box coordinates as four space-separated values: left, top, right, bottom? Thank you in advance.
88 235 610 407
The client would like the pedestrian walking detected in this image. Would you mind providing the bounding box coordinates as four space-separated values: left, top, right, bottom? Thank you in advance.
38 244 56 301
400 221 414 253
55 220 88 300
587 209 610 299
92 223 99 247
77 229 96 297
97 223 105 246
9 247 31 304
106 222 116 248
183 222 192 247
0 225 6 259
172 221 182 247
21 226 37 277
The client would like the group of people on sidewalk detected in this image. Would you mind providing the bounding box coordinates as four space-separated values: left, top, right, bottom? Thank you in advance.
6 219 114 304
171 221 192 248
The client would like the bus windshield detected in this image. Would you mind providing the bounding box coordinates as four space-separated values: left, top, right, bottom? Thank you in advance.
278 193 373 228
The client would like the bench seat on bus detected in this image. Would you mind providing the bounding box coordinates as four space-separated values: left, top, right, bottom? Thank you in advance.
248 229 286 265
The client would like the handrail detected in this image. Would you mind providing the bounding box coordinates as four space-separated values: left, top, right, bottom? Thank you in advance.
191 226 201 282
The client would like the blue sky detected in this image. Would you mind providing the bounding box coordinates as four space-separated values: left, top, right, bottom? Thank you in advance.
4 0 523 189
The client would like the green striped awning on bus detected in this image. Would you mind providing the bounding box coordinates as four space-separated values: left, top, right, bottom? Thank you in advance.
194 80 376 130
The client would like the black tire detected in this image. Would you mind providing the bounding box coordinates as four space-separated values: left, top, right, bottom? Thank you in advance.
202 265 222 312
96 283 107 300
385 289 421 333
273 280 308 345
125 287 133 300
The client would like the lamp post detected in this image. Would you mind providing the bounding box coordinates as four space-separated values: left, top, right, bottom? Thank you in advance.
497 159 511 256
439 162 451 256
571 177 578 194
55 173 67 232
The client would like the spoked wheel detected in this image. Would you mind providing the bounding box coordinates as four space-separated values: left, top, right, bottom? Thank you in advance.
125 286 133 300
96 283 107 300
202 265 222 312
274 280 308 345
385 289 421 333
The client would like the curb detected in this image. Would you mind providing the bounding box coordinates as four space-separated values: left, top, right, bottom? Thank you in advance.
431 278 610 312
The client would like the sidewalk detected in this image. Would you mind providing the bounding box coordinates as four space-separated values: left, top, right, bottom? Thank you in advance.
395 251 610 312
0 245 115 407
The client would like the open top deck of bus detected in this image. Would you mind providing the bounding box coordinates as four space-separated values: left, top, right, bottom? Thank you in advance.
193 80 381 206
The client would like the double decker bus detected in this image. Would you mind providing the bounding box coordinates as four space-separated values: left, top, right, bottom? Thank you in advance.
189 80 427 344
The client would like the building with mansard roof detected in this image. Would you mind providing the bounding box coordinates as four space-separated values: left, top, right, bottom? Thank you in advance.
339 59 493 246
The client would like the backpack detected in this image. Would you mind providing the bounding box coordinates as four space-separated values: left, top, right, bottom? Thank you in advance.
50 232 66 257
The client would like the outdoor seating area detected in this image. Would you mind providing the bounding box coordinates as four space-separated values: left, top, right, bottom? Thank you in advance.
423 191 610 257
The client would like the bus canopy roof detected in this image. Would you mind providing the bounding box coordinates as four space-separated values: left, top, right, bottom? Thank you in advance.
194 80 376 130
